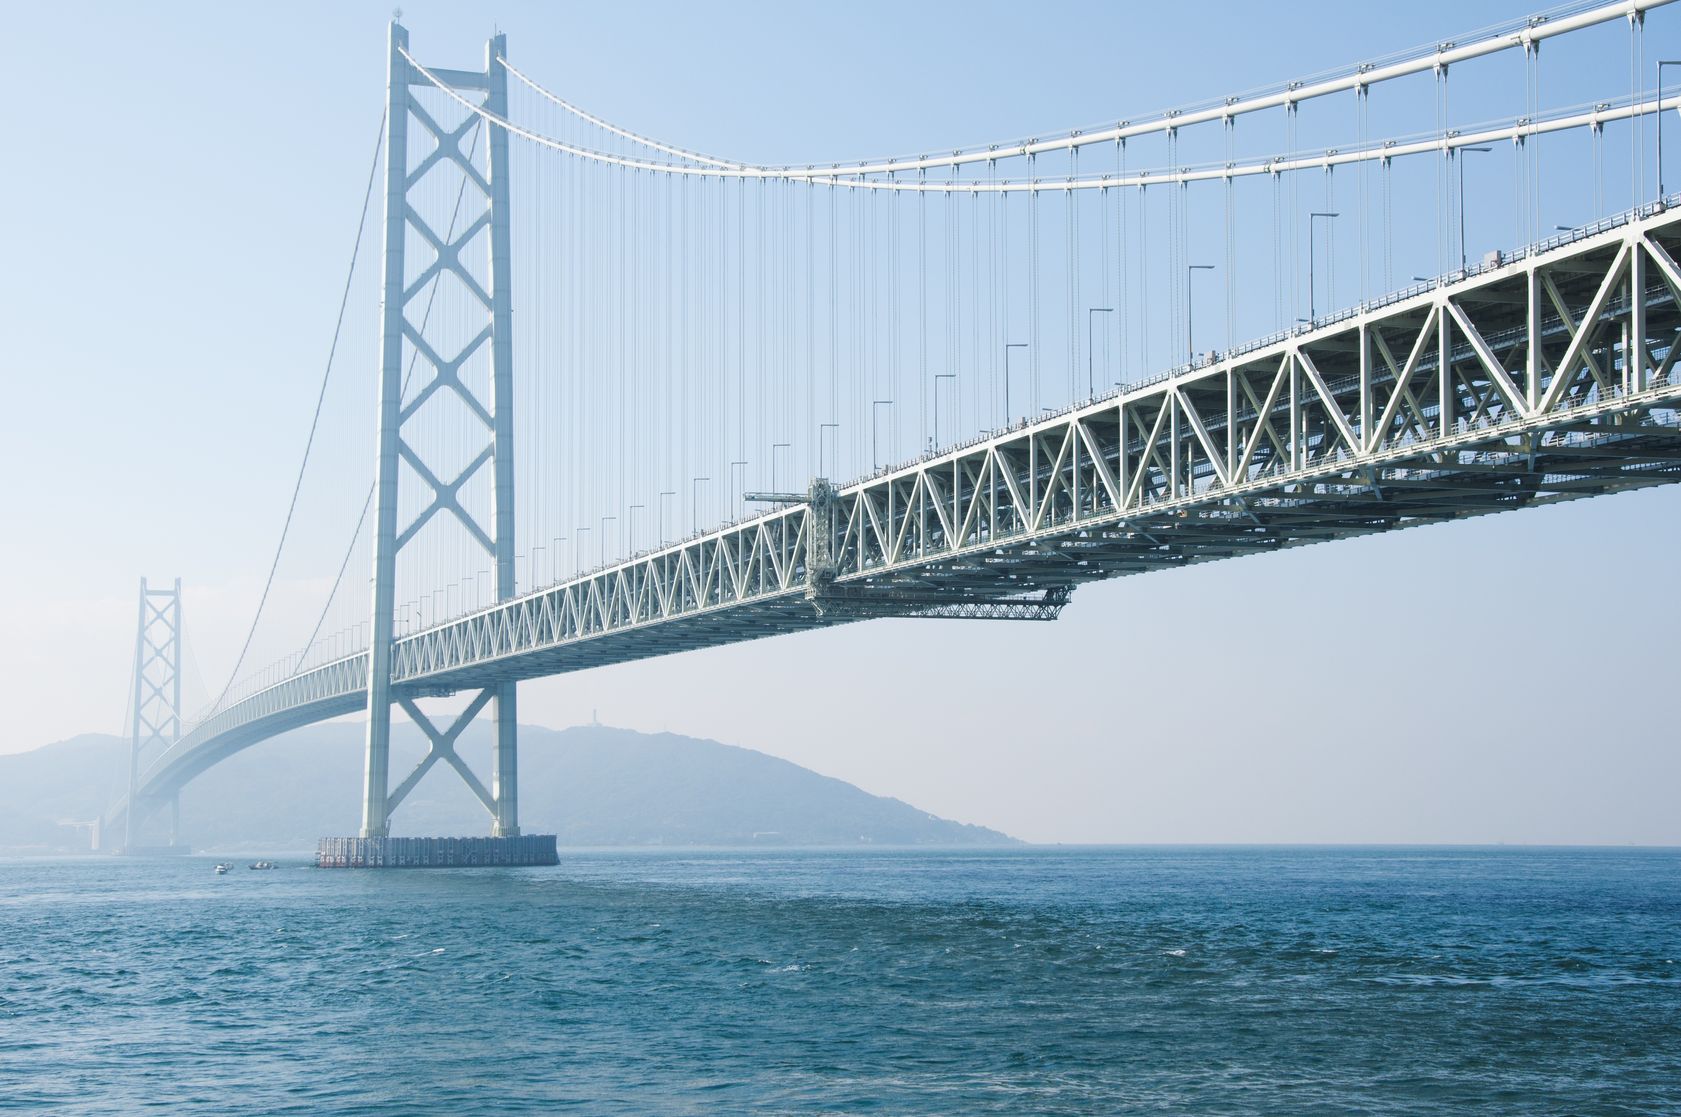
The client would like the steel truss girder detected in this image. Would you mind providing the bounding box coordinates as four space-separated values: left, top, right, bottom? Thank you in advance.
118 206 1681 823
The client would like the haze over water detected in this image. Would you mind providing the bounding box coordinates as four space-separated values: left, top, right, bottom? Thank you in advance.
3 846 1677 1114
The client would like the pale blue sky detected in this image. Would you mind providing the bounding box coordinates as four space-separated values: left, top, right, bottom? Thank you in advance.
1 1 1676 843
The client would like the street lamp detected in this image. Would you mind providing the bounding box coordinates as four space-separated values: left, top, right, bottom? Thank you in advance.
1308 212 1338 321
771 443 791 492
1186 265 1215 362
1087 308 1114 397
658 491 675 545
818 423 839 478
690 477 709 533
1456 147 1491 272
729 460 747 517
933 373 956 448
1659 61 1681 201
872 400 894 469
1004 343 1028 423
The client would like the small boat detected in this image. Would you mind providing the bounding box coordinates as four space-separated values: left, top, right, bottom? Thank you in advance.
248 861 277 871
213 863 229 874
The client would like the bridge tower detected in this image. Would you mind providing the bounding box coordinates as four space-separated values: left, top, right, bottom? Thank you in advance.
125 578 182 852
360 22 522 841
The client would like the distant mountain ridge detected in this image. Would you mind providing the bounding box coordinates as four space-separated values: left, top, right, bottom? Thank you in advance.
0 724 1018 853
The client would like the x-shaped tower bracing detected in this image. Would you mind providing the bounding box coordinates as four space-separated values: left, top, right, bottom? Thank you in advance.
362 25 518 839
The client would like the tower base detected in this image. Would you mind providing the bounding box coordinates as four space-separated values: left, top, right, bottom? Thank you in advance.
315 834 557 869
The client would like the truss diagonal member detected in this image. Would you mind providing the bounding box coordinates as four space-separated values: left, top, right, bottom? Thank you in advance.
1231 359 1284 476
1076 419 1124 509
1371 305 1442 450
1125 399 1175 508
1293 349 1360 456
1540 275 1613 394
1443 302 1529 417
1640 234 1681 301
992 448 1031 532
1232 373 1283 472
1173 385 1233 486
1538 243 1631 413
1031 427 1076 532
1650 327 1681 387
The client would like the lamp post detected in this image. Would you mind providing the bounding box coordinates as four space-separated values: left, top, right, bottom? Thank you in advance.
1456 148 1491 272
933 373 956 448
1186 265 1215 362
690 477 709 534
729 460 747 517
1659 61 1681 202
818 423 839 478
1004 343 1028 424
1307 212 1338 321
771 443 791 492
872 400 894 470
1087 308 1113 397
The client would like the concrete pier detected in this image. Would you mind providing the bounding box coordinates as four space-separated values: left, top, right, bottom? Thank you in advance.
315 834 558 868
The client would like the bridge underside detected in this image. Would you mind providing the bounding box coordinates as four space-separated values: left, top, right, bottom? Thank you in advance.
114 206 1681 832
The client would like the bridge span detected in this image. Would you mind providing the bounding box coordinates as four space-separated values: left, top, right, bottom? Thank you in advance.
108 4 1681 846
112 202 1681 833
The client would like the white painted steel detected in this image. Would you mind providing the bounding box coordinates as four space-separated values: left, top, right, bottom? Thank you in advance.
109 203 1681 833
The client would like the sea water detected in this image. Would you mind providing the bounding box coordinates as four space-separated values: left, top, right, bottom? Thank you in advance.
1 847 1677 1114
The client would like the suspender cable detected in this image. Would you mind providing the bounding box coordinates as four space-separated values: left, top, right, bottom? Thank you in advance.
1030 156 1040 416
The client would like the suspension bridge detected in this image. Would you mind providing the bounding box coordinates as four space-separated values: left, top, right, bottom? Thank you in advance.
109 2 1681 861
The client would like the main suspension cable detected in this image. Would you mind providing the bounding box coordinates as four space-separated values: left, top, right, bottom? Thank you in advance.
212 109 386 709
408 45 1681 195
478 0 1665 183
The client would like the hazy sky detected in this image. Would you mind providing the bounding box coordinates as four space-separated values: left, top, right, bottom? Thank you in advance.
1 0 1677 845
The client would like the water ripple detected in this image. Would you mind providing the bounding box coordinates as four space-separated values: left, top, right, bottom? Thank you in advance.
0 848 1677 1114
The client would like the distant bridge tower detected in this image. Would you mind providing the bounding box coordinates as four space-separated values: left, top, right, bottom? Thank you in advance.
361 22 520 839
126 578 182 851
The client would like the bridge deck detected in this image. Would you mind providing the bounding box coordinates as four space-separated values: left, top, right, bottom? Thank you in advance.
115 204 1681 824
